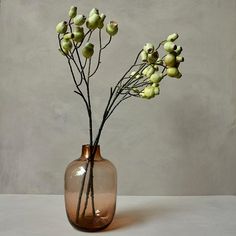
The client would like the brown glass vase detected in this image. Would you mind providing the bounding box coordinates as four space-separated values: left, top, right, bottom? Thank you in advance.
64 145 117 232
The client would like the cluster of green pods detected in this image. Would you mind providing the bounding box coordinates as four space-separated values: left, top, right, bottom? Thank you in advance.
130 33 184 99
56 6 118 57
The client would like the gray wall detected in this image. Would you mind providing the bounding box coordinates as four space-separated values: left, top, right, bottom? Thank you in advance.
0 0 236 195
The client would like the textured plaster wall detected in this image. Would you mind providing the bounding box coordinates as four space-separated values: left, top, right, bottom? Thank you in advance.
0 0 236 195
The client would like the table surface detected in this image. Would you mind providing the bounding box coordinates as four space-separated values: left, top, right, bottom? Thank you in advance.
0 195 236 236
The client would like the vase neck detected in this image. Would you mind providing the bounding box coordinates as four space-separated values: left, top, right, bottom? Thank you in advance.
80 144 102 161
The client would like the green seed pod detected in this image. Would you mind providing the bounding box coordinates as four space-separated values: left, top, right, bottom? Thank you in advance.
69 6 77 19
106 21 118 36
63 33 74 40
74 26 84 33
175 46 183 56
154 86 160 95
73 31 84 43
89 8 99 17
62 39 72 51
147 51 159 64
164 42 177 53
167 33 179 42
136 74 142 79
140 50 148 62
143 43 154 54
139 92 146 98
56 21 67 34
149 72 163 83
176 56 184 63
167 67 179 77
82 42 94 58
74 15 86 26
98 13 106 29
164 53 176 67
86 14 100 29
142 67 149 76
143 86 155 99
146 65 155 78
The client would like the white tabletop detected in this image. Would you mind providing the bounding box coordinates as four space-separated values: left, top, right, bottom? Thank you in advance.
0 195 235 236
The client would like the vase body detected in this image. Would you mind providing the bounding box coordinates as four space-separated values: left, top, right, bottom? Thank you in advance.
64 145 117 232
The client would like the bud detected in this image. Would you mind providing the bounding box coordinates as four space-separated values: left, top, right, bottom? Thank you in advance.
146 65 155 78
69 6 77 19
82 43 94 58
62 39 72 51
143 86 155 99
89 8 99 17
140 50 148 62
147 51 158 64
167 33 179 42
74 15 86 26
63 33 74 40
176 56 184 63
167 67 179 77
164 53 176 67
164 42 177 52
143 43 154 54
56 21 67 34
149 72 163 83
175 46 183 55
73 31 84 43
98 13 106 29
86 14 100 29
106 21 118 36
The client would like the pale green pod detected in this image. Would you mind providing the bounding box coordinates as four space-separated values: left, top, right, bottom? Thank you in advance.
167 67 179 77
73 31 84 43
98 13 106 29
175 46 183 55
164 53 176 67
56 21 67 34
164 42 177 52
74 26 84 33
82 42 94 58
147 51 159 64
140 50 148 62
74 15 86 26
86 14 100 29
69 6 77 19
152 83 158 87
146 66 155 78
89 8 99 17
142 67 149 76
167 33 179 42
62 39 72 51
154 86 160 95
143 43 154 54
63 33 74 40
143 86 155 99
149 72 163 83
106 21 118 36
176 56 184 63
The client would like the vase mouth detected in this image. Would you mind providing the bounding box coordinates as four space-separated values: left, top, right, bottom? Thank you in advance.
81 144 102 160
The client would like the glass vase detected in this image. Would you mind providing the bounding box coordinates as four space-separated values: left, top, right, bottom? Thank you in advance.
64 144 117 232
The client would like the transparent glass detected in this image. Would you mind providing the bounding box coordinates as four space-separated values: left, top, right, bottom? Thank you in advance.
64 145 117 232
